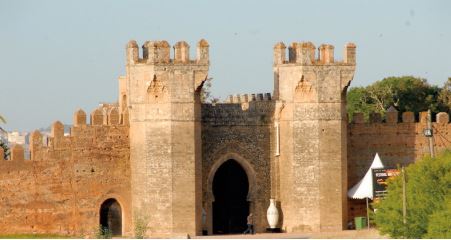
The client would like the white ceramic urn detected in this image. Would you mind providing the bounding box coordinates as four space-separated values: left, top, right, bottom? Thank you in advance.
267 199 279 228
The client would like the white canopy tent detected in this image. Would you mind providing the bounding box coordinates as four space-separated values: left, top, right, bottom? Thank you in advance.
348 153 385 199
347 153 385 229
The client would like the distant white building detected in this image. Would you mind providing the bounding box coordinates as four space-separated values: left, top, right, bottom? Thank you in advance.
7 131 27 145
7 131 30 159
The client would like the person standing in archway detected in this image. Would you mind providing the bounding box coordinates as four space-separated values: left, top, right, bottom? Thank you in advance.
243 213 254 234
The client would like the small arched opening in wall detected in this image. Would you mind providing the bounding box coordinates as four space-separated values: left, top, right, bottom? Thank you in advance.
99 198 123 236
205 153 257 235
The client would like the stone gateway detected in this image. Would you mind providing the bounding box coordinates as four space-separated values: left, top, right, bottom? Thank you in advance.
0 39 447 237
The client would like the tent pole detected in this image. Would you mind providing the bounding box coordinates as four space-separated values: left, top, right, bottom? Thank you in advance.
366 197 370 229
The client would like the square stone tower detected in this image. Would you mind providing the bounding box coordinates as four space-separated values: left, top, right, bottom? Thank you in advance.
123 39 209 237
273 42 356 231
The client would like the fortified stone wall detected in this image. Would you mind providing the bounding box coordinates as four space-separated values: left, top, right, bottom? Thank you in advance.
347 110 451 221
0 107 131 236
3 38 451 237
125 39 209 237
201 94 275 234
274 41 356 232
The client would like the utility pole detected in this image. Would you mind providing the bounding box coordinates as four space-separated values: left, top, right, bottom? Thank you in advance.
366 197 370 229
402 166 407 225
427 109 435 158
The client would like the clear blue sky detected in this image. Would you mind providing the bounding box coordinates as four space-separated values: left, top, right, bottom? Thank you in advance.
0 0 450 131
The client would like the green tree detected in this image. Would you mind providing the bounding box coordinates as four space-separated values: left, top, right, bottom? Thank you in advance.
373 151 451 238
438 77 451 112
347 76 445 121
425 198 451 238
346 86 374 121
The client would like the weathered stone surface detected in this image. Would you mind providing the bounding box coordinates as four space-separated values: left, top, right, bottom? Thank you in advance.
347 112 449 220
274 42 355 232
126 40 208 237
0 125 130 236
437 112 449 124
90 108 103 126
402 111 415 123
73 109 87 126
201 101 274 233
2 39 447 238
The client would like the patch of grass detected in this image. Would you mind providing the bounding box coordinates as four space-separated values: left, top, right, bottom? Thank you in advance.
0 234 72 239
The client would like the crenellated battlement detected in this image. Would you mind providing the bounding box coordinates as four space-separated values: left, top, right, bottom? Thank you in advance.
202 93 275 126
3 38 451 237
224 92 272 103
11 144 25 161
0 110 131 236
201 101 275 126
126 39 209 65
350 111 450 125
348 110 451 195
0 144 29 165
0 107 130 166
273 41 356 66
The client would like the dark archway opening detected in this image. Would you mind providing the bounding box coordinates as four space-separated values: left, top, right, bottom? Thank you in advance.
100 198 122 236
213 159 249 234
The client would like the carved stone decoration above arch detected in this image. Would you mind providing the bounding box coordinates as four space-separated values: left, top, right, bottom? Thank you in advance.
146 74 168 102
294 73 317 102
202 138 270 234
203 139 269 204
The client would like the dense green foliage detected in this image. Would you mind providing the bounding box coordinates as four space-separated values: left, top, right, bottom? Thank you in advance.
438 78 451 110
347 76 451 121
425 198 451 238
373 151 451 238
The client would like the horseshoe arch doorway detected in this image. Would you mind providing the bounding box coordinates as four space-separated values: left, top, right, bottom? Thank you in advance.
212 159 250 234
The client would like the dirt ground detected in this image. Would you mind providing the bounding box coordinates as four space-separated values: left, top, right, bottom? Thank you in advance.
194 229 387 239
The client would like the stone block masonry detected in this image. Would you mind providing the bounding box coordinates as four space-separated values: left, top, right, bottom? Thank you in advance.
273 41 356 232
347 111 451 219
0 38 447 238
0 107 130 236
125 39 208 237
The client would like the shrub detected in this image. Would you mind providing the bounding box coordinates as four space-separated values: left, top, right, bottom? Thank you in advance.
425 195 451 238
374 151 451 238
134 214 148 239
95 225 112 239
